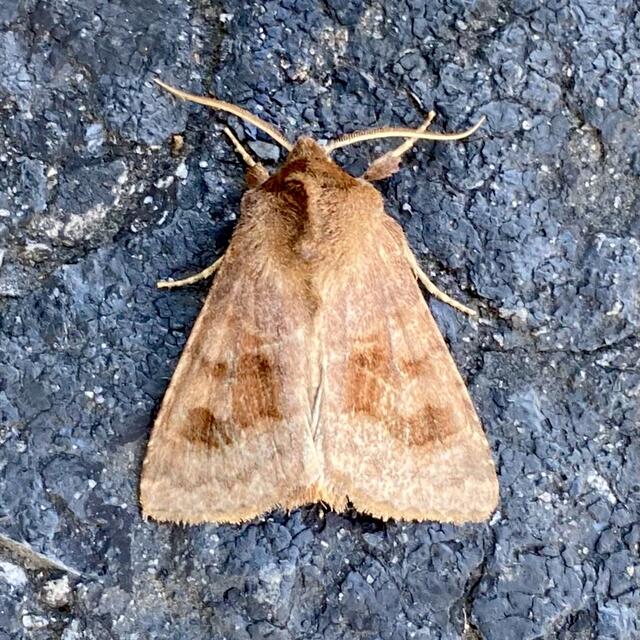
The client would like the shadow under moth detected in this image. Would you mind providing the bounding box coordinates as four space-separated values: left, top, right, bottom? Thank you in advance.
140 79 499 525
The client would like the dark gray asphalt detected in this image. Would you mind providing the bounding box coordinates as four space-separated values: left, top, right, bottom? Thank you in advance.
1 1 639 638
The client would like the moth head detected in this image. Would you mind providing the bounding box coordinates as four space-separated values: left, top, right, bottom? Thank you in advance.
262 136 364 198
284 137 331 164
154 79 483 182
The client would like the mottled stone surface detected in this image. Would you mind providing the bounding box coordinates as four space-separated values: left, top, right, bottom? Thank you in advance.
1 1 639 638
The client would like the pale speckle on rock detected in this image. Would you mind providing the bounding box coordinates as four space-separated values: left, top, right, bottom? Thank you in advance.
0 561 27 588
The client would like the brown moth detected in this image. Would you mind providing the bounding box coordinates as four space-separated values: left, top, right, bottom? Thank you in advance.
140 80 499 525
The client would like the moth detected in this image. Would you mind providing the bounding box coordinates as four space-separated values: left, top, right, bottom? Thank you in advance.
140 80 499 525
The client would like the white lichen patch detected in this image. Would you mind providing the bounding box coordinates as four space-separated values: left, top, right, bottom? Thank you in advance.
42 575 72 607
63 203 108 241
586 471 617 504
0 561 27 587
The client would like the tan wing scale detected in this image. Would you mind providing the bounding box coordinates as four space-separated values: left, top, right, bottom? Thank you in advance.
140 215 322 524
316 216 499 522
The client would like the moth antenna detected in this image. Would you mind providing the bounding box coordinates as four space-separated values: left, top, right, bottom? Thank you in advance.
363 112 437 181
154 79 293 151
386 111 436 159
325 116 485 152
223 127 270 187
223 127 257 167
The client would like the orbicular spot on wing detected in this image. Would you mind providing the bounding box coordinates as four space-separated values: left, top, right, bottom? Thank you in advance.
344 345 463 449
190 336 230 380
400 355 434 377
183 407 233 450
207 360 229 379
386 402 460 449
400 351 458 386
232 352 283 429
343 344 392 418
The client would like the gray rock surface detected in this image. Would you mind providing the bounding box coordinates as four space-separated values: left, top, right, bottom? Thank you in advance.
1 0 639 638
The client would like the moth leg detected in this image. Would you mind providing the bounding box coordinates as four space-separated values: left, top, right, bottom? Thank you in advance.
414 265 476 316
157 255 223 289
363 111 436 181
223 127 269 187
